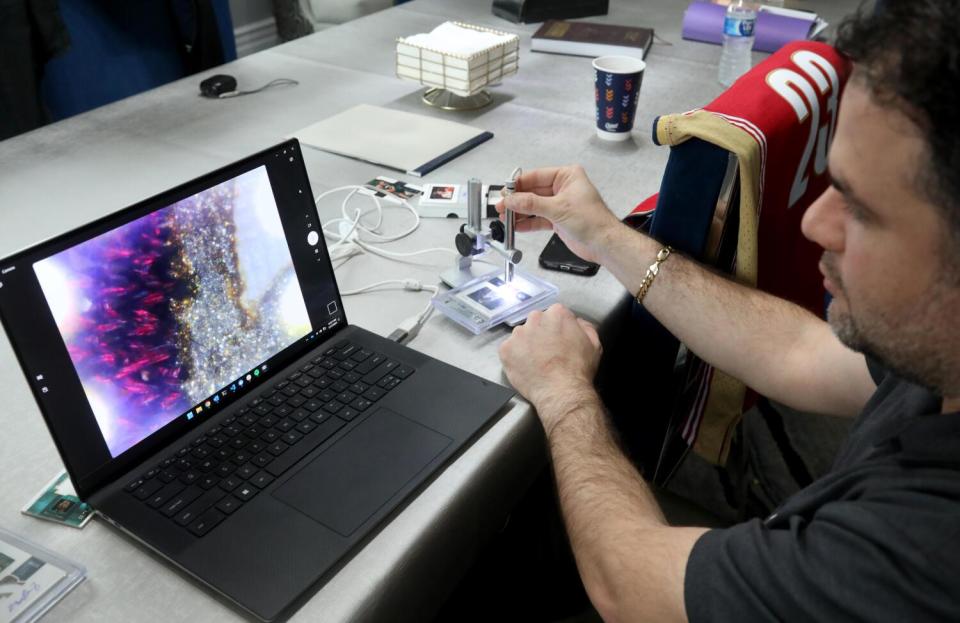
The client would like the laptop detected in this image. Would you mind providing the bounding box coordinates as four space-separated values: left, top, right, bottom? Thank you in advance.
0 139 514 621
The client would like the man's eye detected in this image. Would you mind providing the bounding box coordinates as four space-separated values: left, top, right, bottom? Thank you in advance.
842 199 868 222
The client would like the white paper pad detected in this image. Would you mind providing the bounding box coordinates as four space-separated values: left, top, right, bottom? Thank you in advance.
292 104 493 177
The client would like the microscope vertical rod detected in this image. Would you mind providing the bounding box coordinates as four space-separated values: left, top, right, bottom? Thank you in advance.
467 178 482 233
504 207 516 282
466 178 484 255
503 171 520 283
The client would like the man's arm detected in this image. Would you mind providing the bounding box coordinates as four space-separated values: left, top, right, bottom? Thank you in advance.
546 391 706 622
499 306 705 622
502 165 875 417
599 221 873 417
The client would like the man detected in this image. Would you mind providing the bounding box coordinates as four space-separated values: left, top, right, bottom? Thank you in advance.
497 2 960 620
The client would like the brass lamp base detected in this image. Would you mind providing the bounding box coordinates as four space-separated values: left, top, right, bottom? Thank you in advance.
421 88 493 111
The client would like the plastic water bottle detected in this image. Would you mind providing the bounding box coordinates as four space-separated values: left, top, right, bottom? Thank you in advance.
718 1 757 87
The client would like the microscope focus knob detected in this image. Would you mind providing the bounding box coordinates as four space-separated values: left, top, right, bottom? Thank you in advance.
488 219 505 242
455 232 475 257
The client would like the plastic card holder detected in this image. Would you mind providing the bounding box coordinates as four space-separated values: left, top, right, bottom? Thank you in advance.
433 269 558 334
0 526 86 623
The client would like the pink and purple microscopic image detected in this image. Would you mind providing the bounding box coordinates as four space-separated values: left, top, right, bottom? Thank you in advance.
34 166 311 457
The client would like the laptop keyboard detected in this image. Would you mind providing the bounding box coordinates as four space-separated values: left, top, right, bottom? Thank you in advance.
123 341 415 538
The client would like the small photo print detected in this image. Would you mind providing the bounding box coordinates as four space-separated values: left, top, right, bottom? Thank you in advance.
430 185 456 201
363 177 422 200
467 286 505 311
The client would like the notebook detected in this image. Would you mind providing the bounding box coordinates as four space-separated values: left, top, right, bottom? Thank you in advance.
293 104 494 177
0 139 513 621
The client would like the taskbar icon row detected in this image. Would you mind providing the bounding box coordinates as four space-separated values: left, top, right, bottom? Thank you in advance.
184 363 270 421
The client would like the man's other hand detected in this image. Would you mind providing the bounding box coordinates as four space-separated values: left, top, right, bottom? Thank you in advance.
498 304 602 434
496 165 621 265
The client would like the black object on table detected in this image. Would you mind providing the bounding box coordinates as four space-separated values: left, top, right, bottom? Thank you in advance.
492 0 609 24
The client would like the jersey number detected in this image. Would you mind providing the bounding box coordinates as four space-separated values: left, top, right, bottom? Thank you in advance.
765 51 840 208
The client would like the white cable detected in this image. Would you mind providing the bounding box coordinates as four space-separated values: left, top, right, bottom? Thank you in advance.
338 278 440 344
354 239 458 259
314 186 453 343
319 187 378 254
388 284 441 344
317 185 420 246
343 188 383 232
317 187 370 242
329 243 363 262
340 278 438 297
315 185 373 206
415 298 435 326
326 210 362 255
315 185 459 273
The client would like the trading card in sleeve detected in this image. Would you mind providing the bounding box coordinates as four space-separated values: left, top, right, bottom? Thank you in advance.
0 545 67 623
362 176 422 200
454 274 544 319
21 472 93 529
433 270 559 334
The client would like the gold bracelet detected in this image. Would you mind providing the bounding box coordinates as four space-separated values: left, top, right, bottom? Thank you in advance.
634 246 673 305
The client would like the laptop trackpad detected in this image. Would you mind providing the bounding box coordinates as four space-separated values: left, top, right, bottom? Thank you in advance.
273 408 451 537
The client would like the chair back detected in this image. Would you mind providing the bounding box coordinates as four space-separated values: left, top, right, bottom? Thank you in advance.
604 41 851 483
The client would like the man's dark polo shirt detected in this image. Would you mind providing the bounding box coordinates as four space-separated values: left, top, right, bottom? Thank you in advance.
685 359 960 621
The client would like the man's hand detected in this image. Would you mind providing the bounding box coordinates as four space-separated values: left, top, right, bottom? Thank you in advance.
498 304 602 434
496 165 622 265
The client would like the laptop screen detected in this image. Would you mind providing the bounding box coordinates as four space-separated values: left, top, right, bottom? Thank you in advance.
0 140 345 497
34 164 311 458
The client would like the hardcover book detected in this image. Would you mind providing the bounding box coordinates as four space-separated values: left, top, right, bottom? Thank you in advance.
531 20 654 60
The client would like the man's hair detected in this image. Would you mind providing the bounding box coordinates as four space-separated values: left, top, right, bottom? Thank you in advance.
835 1 960 240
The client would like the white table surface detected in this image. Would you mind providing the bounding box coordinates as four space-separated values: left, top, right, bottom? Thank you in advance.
0 0 859 620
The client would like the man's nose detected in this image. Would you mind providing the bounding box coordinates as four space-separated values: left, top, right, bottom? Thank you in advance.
801 187 846 253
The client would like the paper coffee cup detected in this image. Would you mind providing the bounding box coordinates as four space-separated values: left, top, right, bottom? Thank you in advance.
593 56 646 141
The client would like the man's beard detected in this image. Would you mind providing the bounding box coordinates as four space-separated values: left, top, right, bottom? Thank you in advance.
822 253 957 396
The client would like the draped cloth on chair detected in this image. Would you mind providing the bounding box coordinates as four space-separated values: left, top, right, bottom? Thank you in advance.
625 41 851 479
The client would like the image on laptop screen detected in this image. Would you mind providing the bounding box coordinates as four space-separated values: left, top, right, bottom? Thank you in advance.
32 165 311 458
